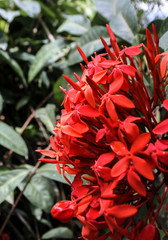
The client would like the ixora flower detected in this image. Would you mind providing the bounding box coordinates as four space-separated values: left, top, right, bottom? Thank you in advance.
37 25 168 239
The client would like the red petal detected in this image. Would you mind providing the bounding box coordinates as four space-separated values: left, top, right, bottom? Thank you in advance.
110 95 135 108
86 207 100 220
62 125 83 138
77 195 92 215
160 55 168 78
110 141 129 156
117 65 137 77
76 45 88 64
155 139 168 150
93 70 107 83
84 85 95 108
106 99 118 121
72 121 89 134
146 28 155 52
98 60 121 68
109 76 124 94
111 157 129 178
127 170 146 196
132 156 154 180
63 74 81 91
96 152 115 167
152 119 168 134
124 46 141 56
163 99 168 111
107 204 137 218
130 133 151 153
78 105 99 117
36 149 56 158
50 136 58 152
96 167 112 180
138 224 160 240
96 128 105 142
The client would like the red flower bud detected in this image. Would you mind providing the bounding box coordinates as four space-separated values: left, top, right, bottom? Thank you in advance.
138 224 160 240
51 201 75 223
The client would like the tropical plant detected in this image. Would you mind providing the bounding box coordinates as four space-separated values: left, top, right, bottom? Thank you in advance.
0 0 168 239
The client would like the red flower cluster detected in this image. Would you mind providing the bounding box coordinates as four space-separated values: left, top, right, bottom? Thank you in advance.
37 25 168 239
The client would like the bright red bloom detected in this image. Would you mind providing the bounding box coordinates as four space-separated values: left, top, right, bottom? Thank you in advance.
37 24 168 240
51 201 76 223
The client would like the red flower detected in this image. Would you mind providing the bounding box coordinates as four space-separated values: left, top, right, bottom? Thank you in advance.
37 24 168 240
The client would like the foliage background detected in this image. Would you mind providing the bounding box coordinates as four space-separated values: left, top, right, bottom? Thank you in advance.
0 0 168 239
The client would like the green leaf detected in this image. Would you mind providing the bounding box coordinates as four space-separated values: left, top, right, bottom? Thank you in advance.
57 15 90 35
0 30 7 50
109 12 134 44
36 163 75 185
39 2 56 19
0 121 28 156
42 227 73 239
159 31 168 51
13 0 41 18
53 76 64 105
0 169 29 204
0 92 3 113
0 8 20 23
35 104 56 134
95 0 115 21
13 52 35 63
39 71 50 88
19 175 54 211
16 95 30 110
159 17 168 36
68 26 110 66
96 0 138 43
0 49 27 86
28 39 67 82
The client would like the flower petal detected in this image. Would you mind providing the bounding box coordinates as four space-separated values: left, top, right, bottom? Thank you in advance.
110 141 129 156
152 119 168 134
107 204 137 218
78 105 100 117
132 156 154 180
111 157 129 178
130 133 151 154
110 95 135 108
96 152 115 167
127 170 146 196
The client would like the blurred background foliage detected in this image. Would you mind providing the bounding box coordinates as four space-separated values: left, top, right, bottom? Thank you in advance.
0 0 168 239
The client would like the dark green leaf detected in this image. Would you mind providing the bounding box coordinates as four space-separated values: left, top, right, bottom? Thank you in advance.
0 169 29 203
35 104 56 133
36 163 75 185
16 95 30 110
0 49 27 86
42 227 73 239
39 2 56 18
28 39 68 82
19 175 54 211
68 26 110 65
0 121 28 156
53 76 64 105
13 0 41 18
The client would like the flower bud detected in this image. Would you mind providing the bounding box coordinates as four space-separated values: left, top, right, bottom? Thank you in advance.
138 224 160 240
51 201 75 223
